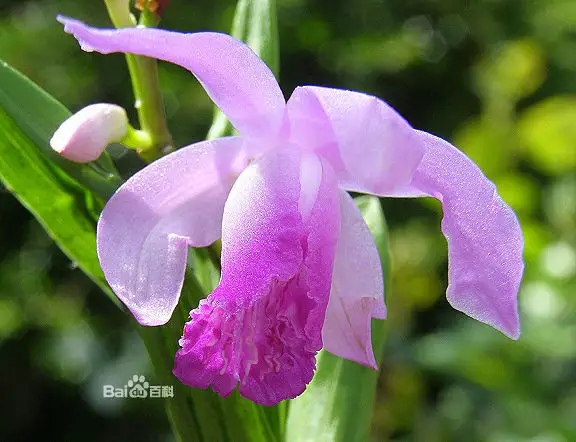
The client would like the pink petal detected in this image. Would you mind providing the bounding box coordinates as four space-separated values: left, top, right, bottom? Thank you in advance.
286 86 424 194
57 16 286 140
390 131 523 339
50 103 128 163
97 137 249 326
174 149 340 405
322 191 386 369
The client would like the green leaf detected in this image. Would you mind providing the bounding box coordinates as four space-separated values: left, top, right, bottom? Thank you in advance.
138 321 201 442
0 65 203 440
285 195 391 442
0 105 116 302
207 0 279 140
231 0 280 76
0 59 122 199
0 31 231 442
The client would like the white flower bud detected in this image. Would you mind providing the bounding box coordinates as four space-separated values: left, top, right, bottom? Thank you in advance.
50 103 128 163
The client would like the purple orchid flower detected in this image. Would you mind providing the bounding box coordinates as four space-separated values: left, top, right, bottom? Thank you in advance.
58 17 524 405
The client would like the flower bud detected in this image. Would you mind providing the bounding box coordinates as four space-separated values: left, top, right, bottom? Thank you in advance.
50 103 128 163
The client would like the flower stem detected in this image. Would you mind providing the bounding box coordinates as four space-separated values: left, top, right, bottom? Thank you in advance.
138 3 160 27
138 322 201 442
104 0 173 162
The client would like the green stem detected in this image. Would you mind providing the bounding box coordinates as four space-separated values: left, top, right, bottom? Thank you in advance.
138 322 201 442
139 3 160 27
104 0 173 162
122 124 153 150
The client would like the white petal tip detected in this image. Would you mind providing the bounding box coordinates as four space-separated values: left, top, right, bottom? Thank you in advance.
132 311 171 327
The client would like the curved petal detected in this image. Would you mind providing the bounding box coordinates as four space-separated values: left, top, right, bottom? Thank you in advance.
286 86 424 194
57 16 286 140
97 137 249 326
389 131 523 339
174 149 341 405
322 191 385 369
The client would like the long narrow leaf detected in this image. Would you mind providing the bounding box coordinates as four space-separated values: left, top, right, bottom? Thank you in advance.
231 0 279 75
0 60 122 199
0 106 115 301
0 65 205 442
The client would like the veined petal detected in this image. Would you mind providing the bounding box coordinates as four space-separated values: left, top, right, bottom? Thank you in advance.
390 131 523 339
174 149 340 405
322 191 386 369
286 86 424 194
57 16 286 140
97 137 249 326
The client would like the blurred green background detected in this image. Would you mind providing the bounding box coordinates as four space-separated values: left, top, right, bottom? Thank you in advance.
0 0 575 440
